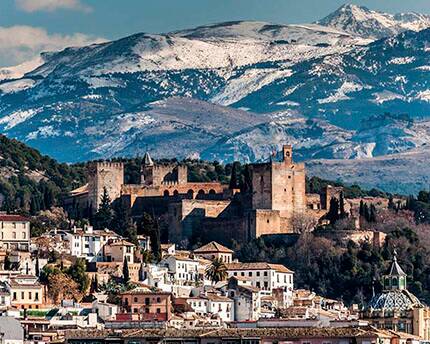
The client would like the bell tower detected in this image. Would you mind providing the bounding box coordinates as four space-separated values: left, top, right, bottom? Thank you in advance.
383 250 407 291
141 152 154 185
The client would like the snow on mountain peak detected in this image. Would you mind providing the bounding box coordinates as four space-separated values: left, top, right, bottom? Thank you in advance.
317 3 430 39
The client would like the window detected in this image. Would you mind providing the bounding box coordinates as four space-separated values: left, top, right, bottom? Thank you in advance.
13 292 16 301
248 272 252 277
156 308 161 314
21 292 24 299
134 297 138 303
157 297 161 303
29 292 32 299
233 272 237 276
12 232 16 239
256 271 260 277
241 272 245 277
145 298 150 305
264 271 268 277
35 292 39 301
133 308 138 313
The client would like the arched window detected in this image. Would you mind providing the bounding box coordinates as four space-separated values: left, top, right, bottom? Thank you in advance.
209 189 216 195
187 190 194 199
163 190 170 197
173 190 179 197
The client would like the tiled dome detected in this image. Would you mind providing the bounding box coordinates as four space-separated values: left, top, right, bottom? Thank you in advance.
368 289 423 311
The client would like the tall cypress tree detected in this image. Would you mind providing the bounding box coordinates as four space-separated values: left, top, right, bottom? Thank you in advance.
326 197 340 225
35 256 40 277
369 204 377 223
93 187 112 229
123 258 130 285
364 203 370 222
229 161 242 189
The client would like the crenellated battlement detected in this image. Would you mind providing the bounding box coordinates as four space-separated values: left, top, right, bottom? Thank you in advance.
95 161 124 169
162 180 179 186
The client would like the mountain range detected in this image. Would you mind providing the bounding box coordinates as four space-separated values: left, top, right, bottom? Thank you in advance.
1 4 430 194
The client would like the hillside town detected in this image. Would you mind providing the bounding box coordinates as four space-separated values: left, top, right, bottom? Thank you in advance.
0 145 428 344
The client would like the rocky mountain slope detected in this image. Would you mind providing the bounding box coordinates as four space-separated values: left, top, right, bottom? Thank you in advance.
307 146 430 195
317 4 430 39
0 4 430 193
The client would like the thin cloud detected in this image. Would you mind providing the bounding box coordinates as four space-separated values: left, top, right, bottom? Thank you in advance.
15 0 92 13
0 25 105 67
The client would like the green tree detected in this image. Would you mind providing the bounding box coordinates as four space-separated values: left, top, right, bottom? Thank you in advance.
67 258 90 293
369 204 377 223
205 258 228 284
326 197 340 224
229 161 242 189
139 213 161 261
93 187 113 229
111 200 130 236
123 258 130 284
35 256 40 277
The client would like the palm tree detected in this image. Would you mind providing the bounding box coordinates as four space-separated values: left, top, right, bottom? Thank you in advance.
205 258 228 284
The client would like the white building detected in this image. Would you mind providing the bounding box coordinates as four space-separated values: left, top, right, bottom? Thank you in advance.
186 294 234 322
66 226 120 262
226 262 294 301
0 214 30 251
161 255 200 286
140 264 172 292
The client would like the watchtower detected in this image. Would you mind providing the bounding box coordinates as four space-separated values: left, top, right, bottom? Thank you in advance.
87 161 124 212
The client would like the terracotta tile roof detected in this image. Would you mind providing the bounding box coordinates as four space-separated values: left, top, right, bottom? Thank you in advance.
109 239 135 247
0 214 29 222
205 293 232 302
69 183 89 196
194 241 234 254
121 287 171 296
66 326 395 340
226 262 293 273
268 263 294 274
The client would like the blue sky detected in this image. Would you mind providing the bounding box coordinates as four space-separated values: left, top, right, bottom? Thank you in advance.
1 0 430 67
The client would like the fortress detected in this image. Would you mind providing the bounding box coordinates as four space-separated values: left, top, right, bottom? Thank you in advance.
65 146 338 245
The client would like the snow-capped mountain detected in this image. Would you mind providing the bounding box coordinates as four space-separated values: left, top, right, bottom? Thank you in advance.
317 4 430 39
1 4 430 192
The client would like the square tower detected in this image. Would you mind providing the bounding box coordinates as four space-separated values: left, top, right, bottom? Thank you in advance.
87 161 124 212
248 145 306 237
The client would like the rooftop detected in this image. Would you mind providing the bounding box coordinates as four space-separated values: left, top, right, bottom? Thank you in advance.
194 241 234 254
0 214 29 222
121 287 170 296
226 262 293 273
66 326 396 340
109 239 135 247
